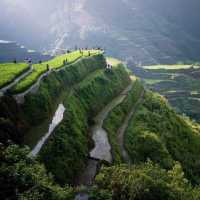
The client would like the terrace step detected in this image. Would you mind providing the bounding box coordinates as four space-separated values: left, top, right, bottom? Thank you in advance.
0 65 33 97
13 53 101 103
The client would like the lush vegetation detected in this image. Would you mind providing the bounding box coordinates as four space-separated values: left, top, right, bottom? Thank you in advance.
2 54 200 199
40 64 131 185
22 54 105 126
10 50 101 94
0 54 105 145
93 162 200 200
103 78 144 163
125 91 200 184
0 63 29 88
0 145 75 200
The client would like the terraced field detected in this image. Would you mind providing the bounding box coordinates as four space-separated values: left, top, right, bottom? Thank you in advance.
143 64 199 70
0 63 29 88
0 50 101 94
106 57 122 66
131 64 200 122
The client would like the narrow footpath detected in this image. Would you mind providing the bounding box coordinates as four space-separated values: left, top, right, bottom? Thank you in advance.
117 90 145 164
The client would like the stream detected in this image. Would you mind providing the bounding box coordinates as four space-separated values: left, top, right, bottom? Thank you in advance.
29 103 65 157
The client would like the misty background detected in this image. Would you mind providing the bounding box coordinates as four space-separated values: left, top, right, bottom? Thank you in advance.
1 0 200 65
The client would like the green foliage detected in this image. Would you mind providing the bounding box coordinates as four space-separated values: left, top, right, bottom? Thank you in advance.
128 131 173 168
0 63 29 88
74 64 131 115
40 65 131 185
125 91 200 184
40 95 89 185
103 79 143 163
0 145 75 200
94 161 200 200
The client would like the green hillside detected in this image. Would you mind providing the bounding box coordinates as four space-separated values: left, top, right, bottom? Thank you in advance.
1 53 200 199
0 63 29 88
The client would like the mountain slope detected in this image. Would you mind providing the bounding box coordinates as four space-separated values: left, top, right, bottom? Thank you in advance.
1 53 200 199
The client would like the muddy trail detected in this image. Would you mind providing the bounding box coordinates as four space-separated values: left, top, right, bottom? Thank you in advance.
117 90 145 164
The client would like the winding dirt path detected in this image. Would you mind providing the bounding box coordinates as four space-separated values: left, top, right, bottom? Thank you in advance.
117 89 145 164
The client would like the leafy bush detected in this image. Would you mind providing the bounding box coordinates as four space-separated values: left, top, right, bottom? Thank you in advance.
0 145 75 200
94 162 200 200
125 91 200 184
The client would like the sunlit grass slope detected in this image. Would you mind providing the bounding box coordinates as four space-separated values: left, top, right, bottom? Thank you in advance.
0 63 29 89
106 57 122 66
143 64 200 70
10 50 101 94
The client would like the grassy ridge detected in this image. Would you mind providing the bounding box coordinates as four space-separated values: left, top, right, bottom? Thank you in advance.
0 63 29 89
103 79 144 163
0 54 105 145
22 54 105 126
10 50 101 94
40 64 131 185
125 91 200 184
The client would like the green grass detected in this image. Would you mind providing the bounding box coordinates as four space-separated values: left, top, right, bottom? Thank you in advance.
45 50 101 70
0 63 29 89
144 79 165 85
106 57 122 66
143 64 199 70
10 50 102 94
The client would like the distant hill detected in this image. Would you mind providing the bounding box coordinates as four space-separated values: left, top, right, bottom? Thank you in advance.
0 40 51 63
